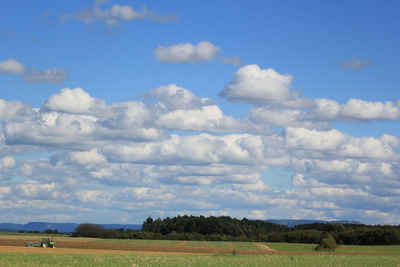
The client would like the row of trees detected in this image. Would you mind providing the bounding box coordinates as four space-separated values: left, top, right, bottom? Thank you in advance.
71 215 400 246
141 215 287 238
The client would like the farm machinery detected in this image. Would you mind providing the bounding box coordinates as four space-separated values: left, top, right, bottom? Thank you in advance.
25 238 57 248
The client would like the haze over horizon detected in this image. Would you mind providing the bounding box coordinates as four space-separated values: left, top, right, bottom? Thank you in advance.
0 0 399 225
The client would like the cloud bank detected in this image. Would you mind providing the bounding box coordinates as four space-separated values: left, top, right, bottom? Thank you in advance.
1 64 399 225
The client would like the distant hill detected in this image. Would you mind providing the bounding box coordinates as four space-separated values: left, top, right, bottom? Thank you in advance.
0 222 142 234
266 219 361 227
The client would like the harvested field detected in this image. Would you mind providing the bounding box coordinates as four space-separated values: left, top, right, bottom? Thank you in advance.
0 246 209 255
1 238 398 256
0 239 263 255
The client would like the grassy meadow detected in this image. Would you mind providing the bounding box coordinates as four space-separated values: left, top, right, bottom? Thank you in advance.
1 233 399 266
0 253 399 267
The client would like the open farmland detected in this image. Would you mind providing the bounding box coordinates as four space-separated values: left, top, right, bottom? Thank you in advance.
0 233 399 266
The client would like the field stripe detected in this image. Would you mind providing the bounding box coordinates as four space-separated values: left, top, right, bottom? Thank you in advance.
0 246 211 255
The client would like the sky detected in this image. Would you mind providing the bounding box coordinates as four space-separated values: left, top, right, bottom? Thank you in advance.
0 0 399 225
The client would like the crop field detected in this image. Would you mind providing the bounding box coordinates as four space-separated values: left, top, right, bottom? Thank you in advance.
0 233 399 266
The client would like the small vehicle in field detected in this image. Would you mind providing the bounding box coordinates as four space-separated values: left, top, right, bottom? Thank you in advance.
25 238 57 248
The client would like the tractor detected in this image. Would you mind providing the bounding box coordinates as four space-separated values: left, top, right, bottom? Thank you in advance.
25 238 57 248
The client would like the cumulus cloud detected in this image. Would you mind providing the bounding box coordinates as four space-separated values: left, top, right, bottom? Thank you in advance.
313 98 400 121
341 56 373 70
285 127 349 151
145 84 268 133
1 68 400 225
42 88 106 115
60 0 178 26
155 41 221 63
232 180 273 192
146 84 214 110
220 64 309 108
248 107 331 130
102 134 267 166
0 99 34 121
155 41 243 65
0 59 26 74
0 156 16 179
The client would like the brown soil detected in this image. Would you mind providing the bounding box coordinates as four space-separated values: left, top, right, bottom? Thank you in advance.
0 239 263 255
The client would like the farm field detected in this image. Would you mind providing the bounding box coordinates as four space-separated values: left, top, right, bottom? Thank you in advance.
0 233 399 266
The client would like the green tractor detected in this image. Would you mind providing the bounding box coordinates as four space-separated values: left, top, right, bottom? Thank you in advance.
41 238 57 248
25 238 57 248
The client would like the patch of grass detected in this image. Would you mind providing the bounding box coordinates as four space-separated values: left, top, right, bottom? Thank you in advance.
1 253 399 267
336 245 400 255
266 242 400 255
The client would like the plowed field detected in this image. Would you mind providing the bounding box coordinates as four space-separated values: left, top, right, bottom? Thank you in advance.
0 239 265 255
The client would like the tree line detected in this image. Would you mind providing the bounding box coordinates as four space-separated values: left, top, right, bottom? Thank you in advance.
71 215 400 246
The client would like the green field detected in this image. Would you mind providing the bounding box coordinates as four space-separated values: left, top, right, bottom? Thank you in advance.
266 242 400 254
0 253 399 267
1 233 400 266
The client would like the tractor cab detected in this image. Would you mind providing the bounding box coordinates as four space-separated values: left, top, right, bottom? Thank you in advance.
41 238 57 248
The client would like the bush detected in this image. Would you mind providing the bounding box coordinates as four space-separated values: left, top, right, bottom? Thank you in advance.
315 234 338 252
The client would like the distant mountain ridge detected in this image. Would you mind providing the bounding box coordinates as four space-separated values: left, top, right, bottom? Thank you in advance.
0 222 142 234
0 219 361 234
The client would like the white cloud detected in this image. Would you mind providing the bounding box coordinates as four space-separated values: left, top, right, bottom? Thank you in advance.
155 41 221 63
232 180 272 192
1 73 400 225
285 127 349 151
340 99 400 120
310 187 369 197
219 56 244 66
42 88 106 115
102 133 270 167
338 135 399 160
146 84 214 110
341 56 373 70
248 107 331 130
60 0 178 26
0 59 26 74
220 64 309 108
15 183 57 198
23 68 68 84
0 156 16 180
313 98 400 121
0 99 33 121
76 190 113 203
66 149 107 165
0 59 67 84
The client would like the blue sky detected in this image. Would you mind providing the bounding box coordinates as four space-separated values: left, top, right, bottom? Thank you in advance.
0 0 399 225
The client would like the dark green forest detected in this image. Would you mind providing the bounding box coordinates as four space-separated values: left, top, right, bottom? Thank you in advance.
71 215 400 246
